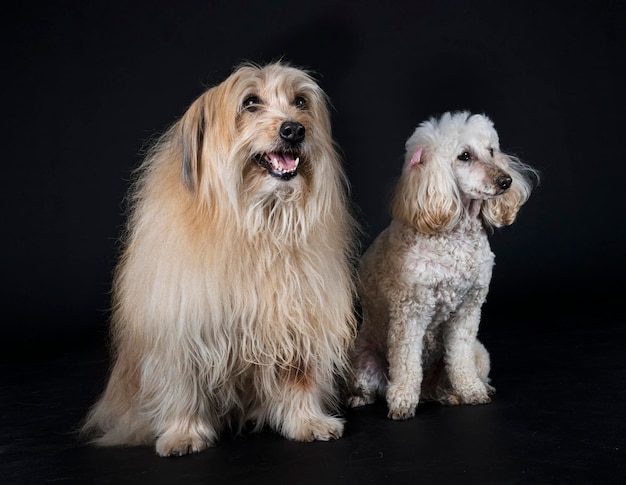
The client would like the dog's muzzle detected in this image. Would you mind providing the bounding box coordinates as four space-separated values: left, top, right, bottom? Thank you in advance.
255 152 301 180
254 121 305 181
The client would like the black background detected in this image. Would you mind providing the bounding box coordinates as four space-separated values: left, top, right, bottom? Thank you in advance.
3 0 625 346
2 1 626 484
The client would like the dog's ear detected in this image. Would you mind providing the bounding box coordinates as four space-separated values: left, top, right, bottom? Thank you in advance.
481 154 537 227
391 147 461 234
407 145 424 170
180 94 209 192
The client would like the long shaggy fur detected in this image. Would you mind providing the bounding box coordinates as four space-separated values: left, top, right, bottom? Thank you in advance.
81 62 359 456
348 111 538 420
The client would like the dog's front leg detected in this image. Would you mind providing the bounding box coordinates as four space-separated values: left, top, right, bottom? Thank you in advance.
258 364 345 442
140 351 218 457
442 292 492 405
385 295 433 420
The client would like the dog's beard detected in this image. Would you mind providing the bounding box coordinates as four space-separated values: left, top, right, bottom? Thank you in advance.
241 148 312 241
242 179 308 242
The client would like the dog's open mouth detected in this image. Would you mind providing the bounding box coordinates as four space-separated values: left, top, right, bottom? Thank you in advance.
255 152 300 181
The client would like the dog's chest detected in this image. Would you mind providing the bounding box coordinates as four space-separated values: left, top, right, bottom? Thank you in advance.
400 221 494 296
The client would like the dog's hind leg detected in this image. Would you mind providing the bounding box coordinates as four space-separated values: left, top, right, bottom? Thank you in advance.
347 339 387 408
474 339 495 395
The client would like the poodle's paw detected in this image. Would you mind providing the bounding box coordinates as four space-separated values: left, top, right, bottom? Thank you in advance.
282 415 345 442
486 383 496 395
438 393 459 406
387 404 416 420
465 391 492 405
386 385 419 420
442 387 492 406
155 431 211 457
347 392 375 408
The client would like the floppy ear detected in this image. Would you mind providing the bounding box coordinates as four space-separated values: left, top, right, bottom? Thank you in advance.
179 82 238 196
180 93 209 192
481 154 537 227
391 146 461 234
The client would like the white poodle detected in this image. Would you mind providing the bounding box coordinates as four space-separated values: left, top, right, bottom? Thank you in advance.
348 111 537 420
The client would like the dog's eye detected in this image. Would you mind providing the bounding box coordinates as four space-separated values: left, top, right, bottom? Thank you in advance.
457 151 471 162
489 148 494 157
294 96 307 109
243 96 261 112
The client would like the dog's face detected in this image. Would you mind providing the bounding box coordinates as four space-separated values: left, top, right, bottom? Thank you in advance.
406 113 512 201
446 125 512 201
393 111 535 233
179 63 337 206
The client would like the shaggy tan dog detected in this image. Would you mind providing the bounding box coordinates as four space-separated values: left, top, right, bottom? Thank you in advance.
81 62 359 456
348 111 537 420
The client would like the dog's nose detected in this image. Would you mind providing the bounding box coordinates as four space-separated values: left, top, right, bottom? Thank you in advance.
279 121 305 145
497 174 513 191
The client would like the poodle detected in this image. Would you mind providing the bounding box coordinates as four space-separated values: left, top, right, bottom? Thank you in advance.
348 111 537 419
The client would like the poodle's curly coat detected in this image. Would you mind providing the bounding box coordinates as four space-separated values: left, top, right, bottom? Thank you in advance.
348 111 537 420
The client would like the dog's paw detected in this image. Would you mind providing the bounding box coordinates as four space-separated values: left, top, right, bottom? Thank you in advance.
347 393 375 408
309 416 345 441
290 415 345 442
465 391 492 405
386 385 418 420
387 405 416 420
155 431 211 457
486 383 496 395
442 388 492 406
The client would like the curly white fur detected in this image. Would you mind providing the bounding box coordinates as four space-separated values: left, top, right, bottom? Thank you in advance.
348 111 537 420
80 62 359 455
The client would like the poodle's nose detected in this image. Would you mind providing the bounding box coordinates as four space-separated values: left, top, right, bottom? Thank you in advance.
279 121 305 145
497 174 512 191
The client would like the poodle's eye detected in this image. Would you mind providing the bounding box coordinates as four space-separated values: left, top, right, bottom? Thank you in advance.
489 148 494 157
243 96 261 112
294 95 307 109
457 151 471 162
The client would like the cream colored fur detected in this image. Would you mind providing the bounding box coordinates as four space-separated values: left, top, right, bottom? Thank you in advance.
348 111 537 420
81 62 359 456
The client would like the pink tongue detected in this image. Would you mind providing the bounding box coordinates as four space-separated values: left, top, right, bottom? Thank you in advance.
269 152 296 170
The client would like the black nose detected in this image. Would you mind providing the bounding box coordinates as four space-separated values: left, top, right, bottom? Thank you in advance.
279 121 305 145
497 174 513 191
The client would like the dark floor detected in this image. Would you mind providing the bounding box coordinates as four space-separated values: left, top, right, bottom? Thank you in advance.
2 305 625 485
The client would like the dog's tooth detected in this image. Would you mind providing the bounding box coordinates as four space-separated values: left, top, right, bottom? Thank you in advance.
295 157 300 167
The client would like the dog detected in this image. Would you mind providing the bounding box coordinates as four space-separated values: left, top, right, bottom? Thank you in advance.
81 62 359 456
347 111 537 420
